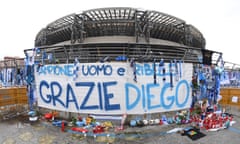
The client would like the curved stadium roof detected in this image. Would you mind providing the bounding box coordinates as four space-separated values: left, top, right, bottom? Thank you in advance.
35 7 205 49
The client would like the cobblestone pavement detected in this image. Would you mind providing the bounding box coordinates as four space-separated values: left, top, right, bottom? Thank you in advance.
1 112 240 144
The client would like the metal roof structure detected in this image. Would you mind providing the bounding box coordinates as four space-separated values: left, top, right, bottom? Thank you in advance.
26 7 221 64
35 7 205 48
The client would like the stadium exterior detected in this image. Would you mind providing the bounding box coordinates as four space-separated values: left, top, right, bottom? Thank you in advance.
25 7 216 64
23 7 223 117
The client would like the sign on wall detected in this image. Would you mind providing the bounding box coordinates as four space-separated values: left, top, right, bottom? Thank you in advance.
35 62 193 114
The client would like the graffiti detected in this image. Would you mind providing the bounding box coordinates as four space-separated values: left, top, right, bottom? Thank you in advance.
135 63 180 76
82 64 113 76
39 80 120 111
125 80 190 111
38 64 75 76
38 64 126 77
37 63 183 77
38 80 190 113
36 62 192 114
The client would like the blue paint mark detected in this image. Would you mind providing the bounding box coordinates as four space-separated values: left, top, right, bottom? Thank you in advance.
51 81 65 107
147 83 161 110
76 82 99 110
125 83 141 110
175 80 190 108
160 82 174 109
103 81 120 111
66 83 79 110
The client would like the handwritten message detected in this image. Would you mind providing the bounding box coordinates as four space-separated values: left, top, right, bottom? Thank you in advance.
35 62 193 114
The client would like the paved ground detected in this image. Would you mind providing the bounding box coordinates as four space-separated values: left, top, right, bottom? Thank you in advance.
1 109 240 144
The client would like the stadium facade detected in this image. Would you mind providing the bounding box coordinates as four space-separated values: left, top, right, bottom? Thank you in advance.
25 7 214 64
23 7 223 116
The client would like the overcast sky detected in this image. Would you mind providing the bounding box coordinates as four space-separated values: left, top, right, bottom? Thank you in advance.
0 0 239 63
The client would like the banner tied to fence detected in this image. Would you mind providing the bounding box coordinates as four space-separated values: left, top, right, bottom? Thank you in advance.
35 62 192 114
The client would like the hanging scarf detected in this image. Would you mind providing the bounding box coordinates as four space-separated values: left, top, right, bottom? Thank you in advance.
25 54 34 85
179 60 182 79
28 85 34 111
73 57 80 81
170 61 173 89
42 49 47 65
130 58 137 82
159 59 165 82
153 59 156 84
175 59 179 81
214 73 221 104
0 71 2 82
133 62 137 82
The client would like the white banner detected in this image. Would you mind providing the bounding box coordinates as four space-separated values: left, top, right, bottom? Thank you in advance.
35 62 192 114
